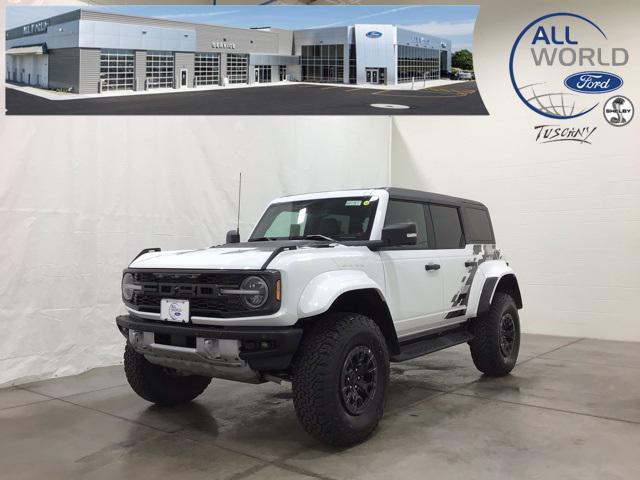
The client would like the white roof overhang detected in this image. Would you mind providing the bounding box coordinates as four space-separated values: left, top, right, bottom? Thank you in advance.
6 45 46 55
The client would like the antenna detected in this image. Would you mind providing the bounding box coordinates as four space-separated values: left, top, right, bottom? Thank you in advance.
236 172 242 236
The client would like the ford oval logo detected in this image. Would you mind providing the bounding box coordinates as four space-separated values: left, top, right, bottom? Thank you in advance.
366 31 383 39
564 71 623 94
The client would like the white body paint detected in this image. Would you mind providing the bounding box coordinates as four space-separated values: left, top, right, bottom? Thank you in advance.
128 189 517 338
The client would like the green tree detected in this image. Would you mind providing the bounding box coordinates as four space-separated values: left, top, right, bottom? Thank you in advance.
452 49 474 71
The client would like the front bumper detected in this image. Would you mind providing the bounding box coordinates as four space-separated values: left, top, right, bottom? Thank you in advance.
116 315 303 381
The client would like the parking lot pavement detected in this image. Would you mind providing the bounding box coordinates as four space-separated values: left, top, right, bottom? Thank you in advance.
5 82 488 115
1 333 639 479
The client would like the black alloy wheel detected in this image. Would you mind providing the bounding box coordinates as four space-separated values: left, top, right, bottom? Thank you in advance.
340 345 378 416
499 312 516 358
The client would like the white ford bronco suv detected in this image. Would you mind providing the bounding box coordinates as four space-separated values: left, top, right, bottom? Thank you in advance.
116 188 522 446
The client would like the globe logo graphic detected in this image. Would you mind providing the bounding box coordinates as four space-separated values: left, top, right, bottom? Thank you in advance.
509 13 622 120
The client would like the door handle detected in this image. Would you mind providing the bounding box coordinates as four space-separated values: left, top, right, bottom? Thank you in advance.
465 261 478 267
425 263 440 271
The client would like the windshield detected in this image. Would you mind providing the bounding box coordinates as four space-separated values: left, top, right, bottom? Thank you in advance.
250 196 379 242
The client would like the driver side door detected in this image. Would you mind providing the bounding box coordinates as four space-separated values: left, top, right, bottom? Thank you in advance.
378 199 445 339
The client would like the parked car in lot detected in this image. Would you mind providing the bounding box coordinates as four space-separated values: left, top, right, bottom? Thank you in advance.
116 188 522 446
457 70 475 80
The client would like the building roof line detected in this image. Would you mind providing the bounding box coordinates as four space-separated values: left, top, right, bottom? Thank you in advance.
7 8 452 43
77 9 280 36
6 8 279 37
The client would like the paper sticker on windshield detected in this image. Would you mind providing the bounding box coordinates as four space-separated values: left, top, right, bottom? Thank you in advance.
345 200 362 206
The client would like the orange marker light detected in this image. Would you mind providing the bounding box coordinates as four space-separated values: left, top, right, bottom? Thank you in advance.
275 279 281 302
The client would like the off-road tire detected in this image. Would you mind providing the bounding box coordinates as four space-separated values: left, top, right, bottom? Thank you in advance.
292 313 389 446
469 292 520 376
124 344 211 405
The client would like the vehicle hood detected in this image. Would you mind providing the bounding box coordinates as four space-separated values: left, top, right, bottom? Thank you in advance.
128 240 322 270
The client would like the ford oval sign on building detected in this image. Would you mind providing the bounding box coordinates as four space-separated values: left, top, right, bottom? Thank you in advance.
366 31 383 39
564 71 623 94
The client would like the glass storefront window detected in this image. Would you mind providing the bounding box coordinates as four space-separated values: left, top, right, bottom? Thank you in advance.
349 44 357 84
397 45 442 83
255 65 271 83
301 43 345 83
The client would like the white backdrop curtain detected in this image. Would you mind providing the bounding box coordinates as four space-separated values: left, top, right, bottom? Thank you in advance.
0 117 392 386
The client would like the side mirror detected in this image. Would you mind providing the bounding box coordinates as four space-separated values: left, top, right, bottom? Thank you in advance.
226 229 240 244
381 222 417 247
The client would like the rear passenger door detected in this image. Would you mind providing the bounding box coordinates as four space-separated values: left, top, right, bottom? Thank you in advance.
378 200 444 338
427 204 471 322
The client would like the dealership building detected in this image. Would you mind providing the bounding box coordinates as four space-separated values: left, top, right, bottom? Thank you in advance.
5 9 452 94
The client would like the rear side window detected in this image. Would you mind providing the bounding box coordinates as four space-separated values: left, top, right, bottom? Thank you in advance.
464 208 494 243
384 200 429 247
429 204 464 249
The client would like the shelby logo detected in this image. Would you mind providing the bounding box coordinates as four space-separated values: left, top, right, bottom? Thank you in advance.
366 31 383 39
603 95 634 127
534 125 597 144
564 72 623 94
509 13 628 120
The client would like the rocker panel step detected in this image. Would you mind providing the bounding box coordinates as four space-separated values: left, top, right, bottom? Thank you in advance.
391 326 473 362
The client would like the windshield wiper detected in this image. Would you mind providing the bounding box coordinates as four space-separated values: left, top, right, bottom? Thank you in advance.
251 235 340 243
294 234 338 242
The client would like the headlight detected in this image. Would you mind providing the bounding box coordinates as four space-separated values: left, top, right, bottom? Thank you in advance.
122 273 139 301
240 276 269 309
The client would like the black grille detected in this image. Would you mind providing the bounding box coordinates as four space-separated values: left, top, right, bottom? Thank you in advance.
134 271 247 285
125 269 280 318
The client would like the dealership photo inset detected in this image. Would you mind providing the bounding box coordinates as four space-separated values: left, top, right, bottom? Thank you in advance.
5 5 486 115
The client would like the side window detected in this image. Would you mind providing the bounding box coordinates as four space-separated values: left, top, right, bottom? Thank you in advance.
430 204 464 249
384 200 429 247
464 208 494 243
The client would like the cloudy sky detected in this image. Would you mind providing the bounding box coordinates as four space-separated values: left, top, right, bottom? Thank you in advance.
6 5 477 51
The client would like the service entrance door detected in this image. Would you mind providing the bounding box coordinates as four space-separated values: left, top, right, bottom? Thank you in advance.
366 68 379 84
180 69 188 87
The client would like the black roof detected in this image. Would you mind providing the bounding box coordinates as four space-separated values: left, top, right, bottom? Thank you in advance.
277 187 488 210
383 187 487 209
